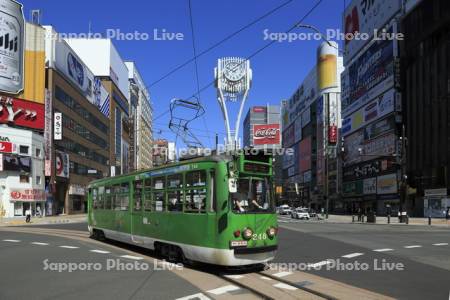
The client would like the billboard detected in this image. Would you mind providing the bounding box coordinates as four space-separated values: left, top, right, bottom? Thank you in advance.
0 96 44 129
55 151 69 178
299 136 311 173
363 177 377 195
0 0 24 94
341 89 396 136
253 124 280 145
53 112 62 140
10 189 45 202
364 114 396 141
341 26 397 117
253 106 266 113
18 23 45 104
343 157 396 181
377 173 398 194
363 132 396 160
343 0 401 63
294 116 302 143
343 129 364 165
44 89 52 176
317 41 338 90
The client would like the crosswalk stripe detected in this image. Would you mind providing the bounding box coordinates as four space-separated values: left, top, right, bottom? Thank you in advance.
31 242 49 246
59 245 79 249
404 245 422 249
342 252 364 258
120 255 144 260
90 249 110 254
207 285 240 295
373 248 394 252
2 239 20 242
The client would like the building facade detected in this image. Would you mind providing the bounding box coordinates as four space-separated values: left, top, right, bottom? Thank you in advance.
65 38 131 177
243 105 281 150
44 27 110 214
281 42 343 210
152 139 175 167
125 61 153 170
341 0 403 216
400 0 450 217
0 21 46 218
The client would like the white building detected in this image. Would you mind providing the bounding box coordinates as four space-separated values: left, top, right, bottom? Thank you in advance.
125 61 153 170
0 126 45 218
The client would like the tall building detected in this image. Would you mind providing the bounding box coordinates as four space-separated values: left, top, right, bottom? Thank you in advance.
281 42 343 210
44 26 110 214
65 38 131 176
341 0 403 216
125 61 153 170
0 21 46 218
243 105 281 150
401 0 450 217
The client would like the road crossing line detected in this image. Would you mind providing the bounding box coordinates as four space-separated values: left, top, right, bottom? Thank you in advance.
342 252 364 258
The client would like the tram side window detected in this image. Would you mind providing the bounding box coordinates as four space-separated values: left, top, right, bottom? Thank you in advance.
143 179 152 211
152 191 165 212
119 182 130 211
104 187 112 209
92 188 98 209
185 170 206 213
153 177 165 190
134 180 143 211
186 171 206 187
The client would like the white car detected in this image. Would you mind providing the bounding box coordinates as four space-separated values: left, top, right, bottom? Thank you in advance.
291 208 310 220
278 205 292 215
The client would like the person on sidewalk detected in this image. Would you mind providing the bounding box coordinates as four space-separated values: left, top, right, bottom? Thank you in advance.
25 209 31 223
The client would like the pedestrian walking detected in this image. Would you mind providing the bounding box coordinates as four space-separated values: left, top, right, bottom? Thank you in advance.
25 208 31 223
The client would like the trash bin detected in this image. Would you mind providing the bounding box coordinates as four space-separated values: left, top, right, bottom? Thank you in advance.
367 212 376 223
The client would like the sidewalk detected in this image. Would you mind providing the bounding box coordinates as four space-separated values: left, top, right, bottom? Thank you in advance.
313 214 450 227
0 213 87 227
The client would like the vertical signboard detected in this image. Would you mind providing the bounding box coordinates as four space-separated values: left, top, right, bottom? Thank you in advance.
44 89 52 176
0 0 24 94
55 151 69 178
53 112 62 140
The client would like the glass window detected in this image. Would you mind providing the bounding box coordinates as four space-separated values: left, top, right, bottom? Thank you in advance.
168 190 184 212
230 177 274 213
36 176 41 185
35 148 41 157
143 192 152 211
20 175 29 183
186 171 206 187
168 174 183 188
153 177 165 190
19 145 29 155
185 189 206 213
134 180 143 211
104 187 112 210
152 191 165 212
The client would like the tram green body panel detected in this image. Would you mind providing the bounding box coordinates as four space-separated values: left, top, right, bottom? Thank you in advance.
87 154 278 258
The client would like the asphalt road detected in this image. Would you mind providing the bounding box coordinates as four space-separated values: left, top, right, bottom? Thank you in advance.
4 219 450 299
276 216 450 300
0 230 201 300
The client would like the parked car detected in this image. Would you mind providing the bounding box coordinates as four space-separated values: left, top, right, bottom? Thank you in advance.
291 207 310 220
278 205 292 215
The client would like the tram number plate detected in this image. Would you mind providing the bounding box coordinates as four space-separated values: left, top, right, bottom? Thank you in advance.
252 233 267 241
230 240 248 248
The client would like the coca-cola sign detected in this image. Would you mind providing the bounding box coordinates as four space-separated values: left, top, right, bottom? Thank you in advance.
253 124 280 145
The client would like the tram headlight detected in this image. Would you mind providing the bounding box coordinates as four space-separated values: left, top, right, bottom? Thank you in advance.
242 228 253 240
233 230 241 238
267 227 277 239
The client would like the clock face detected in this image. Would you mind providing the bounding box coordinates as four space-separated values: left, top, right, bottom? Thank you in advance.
223 61 245 82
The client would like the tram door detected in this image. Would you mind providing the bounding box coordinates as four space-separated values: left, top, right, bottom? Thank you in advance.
131 180 144 243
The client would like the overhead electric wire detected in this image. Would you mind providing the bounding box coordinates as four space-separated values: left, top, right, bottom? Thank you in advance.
187 0 213 147
147 0 295 88
182 0 323 101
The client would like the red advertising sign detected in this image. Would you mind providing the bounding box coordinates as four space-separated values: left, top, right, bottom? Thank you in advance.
253 106 266 113
0 97 45 130
10 189 46 202
0 141 14 153
328 125 337 144
253 124 280 145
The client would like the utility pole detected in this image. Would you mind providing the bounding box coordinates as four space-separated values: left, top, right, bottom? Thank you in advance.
400 124 407 219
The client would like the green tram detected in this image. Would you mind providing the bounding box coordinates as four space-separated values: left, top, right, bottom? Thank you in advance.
87 151 278 266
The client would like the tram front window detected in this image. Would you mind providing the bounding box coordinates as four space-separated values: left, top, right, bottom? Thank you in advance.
231 177 273 213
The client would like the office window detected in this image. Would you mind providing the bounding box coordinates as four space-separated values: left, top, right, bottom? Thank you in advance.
36 176 41 185
19 145 29 155
35 148 41 158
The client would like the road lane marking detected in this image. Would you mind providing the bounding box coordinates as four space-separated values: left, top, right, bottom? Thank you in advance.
207 285 240 295
224 274 244 279
176 293 211 300
404 245 422 249
272 271 292 278
260 276 272 280
2 239 20 242
31 242 49 246
120 255 144 260
433 243 448 246
89 249 110 254
273 282 298 290
373 248 394 252
59 245 79 249
342 252 364 258
308 260 332 268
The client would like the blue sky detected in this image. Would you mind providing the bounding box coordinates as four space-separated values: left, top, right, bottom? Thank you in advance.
20 0 346 148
